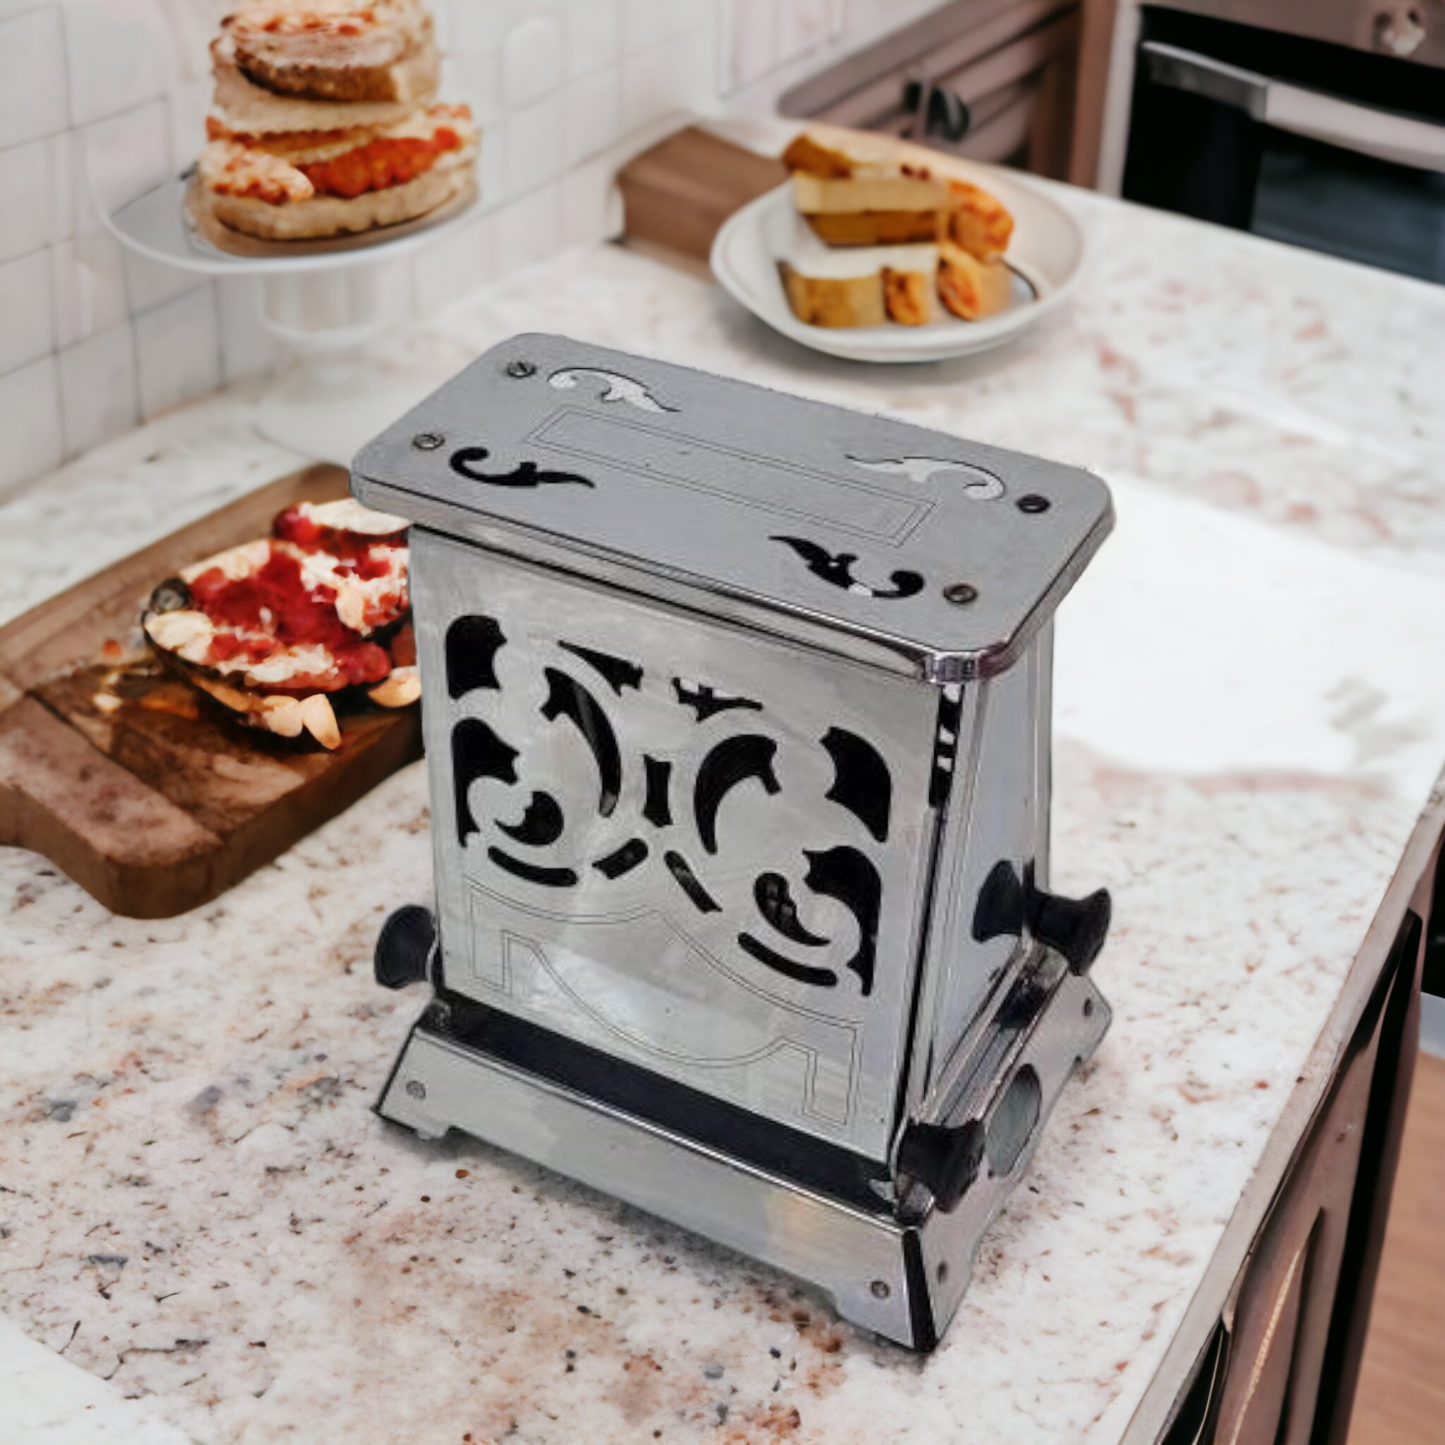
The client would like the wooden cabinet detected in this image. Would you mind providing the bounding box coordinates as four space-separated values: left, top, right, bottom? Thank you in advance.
1159 848 1436 1445
777 0 1117 186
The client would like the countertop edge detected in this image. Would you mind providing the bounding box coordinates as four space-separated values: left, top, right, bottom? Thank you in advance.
1118 773 1445 1445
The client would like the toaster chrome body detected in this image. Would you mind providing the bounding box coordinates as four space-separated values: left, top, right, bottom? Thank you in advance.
354 334 1113 1350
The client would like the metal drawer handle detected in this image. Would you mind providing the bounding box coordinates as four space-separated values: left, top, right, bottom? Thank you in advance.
1141 39 1445 175
902 77 972 142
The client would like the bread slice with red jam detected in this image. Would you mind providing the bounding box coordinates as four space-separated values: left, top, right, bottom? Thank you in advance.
143 498 418 749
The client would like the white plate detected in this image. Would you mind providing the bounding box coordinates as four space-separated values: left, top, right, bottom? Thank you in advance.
710 146 1085 364
101 170 480 277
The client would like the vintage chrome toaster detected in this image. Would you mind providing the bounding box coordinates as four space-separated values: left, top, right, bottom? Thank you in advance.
356 334 1114 1350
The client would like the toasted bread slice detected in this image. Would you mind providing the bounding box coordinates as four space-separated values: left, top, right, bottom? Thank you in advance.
779 233 937 328
779 264 886 328
206 115 383 166
784 128 951 219
882 265 936 325
783 128 1015 262
143 500 414 748
942 178 1014 260
212 45 435 133
803 210 941 246
198 147 473 238
780 132 855 179
196 139 474 239
937 241 1013 321
225 0 435 104
791 170 950 217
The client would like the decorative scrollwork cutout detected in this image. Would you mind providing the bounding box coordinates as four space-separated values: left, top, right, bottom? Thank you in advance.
446 620 895 1001
771 535 924 600
548 367 678 413
450 446 594 489
845 453 1004 500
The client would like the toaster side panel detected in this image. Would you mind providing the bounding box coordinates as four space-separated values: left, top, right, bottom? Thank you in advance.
411 528 941 1161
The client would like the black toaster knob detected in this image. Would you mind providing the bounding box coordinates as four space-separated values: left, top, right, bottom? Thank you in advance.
897 1119 986 1213
374 905 436 989
1030 886 1111 976
972 861 1111 975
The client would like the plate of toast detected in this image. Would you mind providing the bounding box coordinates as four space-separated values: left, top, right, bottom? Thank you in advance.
711 124 1084 363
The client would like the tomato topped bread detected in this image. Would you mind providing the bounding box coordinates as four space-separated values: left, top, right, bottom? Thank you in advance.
143 499 418 749
195 0 477 240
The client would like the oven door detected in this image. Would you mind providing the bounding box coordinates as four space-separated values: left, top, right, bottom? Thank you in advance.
1121 8 1445 284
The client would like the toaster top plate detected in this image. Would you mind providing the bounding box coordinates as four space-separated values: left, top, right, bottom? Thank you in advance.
352 334 1112 682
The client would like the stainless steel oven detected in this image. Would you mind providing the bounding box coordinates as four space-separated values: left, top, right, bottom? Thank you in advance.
1111 2 1445 283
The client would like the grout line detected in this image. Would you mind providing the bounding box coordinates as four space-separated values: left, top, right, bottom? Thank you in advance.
51 0 72 132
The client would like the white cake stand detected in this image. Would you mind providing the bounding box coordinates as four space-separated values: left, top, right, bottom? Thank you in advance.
102 168 480 463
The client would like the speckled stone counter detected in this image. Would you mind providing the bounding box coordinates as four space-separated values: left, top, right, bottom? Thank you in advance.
4 176 1445 1445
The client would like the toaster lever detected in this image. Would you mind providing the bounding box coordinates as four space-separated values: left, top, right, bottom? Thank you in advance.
1031 886 1112 976
897 1118 986 1213
375 905 437 989
972 862 1112 975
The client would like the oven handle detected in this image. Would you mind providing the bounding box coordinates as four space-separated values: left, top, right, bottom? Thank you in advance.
1141 40 1445 175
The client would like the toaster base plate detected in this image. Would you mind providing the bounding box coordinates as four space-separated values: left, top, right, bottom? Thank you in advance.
374 967 1108 1351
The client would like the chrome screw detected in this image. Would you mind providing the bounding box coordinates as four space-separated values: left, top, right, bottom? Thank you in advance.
505 360 537 378
412 432 445 451
943 582 978 605
405 1079 427 1100
1017 494 1050 514
870 1279 891 1299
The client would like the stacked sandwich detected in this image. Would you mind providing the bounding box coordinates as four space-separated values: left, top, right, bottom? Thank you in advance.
195 0 478 241
778 130 1015 329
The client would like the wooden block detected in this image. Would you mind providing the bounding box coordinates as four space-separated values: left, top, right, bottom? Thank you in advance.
0 463 423 918
619 126 787 262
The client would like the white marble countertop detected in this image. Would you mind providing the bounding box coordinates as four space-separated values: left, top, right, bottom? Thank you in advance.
4 172 1445 1445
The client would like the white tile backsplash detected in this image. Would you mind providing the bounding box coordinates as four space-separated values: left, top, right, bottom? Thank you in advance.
134 284 218 420
57 319 138 455
776 0 829 65
494 179 561 278
447 0 510 124
620 24 711 135
0 6 68 149
0 138 53 262
123 247 208 316
502 12 563 109
476 114 509 205
506 92 565 190
563 64 620 168
166 73 210 171
560 150 621 250
564 0 620 78
0 0 951 492
58 0 166 127
51 229 128 348
0 249 55 374
79 97 169 217
723 0 775 97
622 0 710 53
45 130 74 242
0 356 63 496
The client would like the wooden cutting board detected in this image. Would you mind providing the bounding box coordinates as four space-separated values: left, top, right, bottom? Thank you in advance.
0 463 423 919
